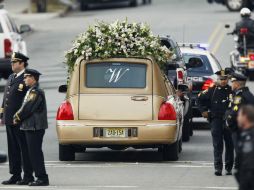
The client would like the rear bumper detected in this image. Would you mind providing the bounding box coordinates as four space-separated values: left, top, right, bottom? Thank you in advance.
0 58 12 78
56 120 178 146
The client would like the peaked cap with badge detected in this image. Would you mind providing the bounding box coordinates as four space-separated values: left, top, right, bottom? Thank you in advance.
230 72 247 82
215 68 232 80
11 52 29 63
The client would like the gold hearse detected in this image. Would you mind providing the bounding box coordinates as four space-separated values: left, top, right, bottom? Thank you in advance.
56 56 197 161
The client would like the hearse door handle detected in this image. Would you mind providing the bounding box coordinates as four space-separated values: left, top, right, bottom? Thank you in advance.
131 96 149 101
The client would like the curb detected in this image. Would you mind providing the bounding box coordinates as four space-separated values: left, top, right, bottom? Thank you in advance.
58 5 73 17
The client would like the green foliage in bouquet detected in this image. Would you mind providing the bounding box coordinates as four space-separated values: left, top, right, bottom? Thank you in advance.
65 20 172 76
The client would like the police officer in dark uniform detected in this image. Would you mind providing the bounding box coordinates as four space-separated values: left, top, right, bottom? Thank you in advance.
198 69 234 176
225 72 254 175
0 52 33 185
233 8 254 54
13 69 49 186
236 105 254 190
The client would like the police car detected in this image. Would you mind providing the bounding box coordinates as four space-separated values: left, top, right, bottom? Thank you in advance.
179 43 222 117
0 6 31 80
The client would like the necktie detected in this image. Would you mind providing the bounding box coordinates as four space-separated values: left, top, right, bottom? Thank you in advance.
11 74 17 83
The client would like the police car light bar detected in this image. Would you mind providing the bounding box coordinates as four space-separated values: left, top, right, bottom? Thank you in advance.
178 43 209 50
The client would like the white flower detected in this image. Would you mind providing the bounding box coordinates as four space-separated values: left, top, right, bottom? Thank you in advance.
121 45 126 50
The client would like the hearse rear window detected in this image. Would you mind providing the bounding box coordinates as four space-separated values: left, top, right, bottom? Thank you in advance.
86 62 147 88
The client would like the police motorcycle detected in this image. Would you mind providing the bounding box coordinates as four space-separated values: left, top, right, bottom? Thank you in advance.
225 24 254 81
225 22 254 80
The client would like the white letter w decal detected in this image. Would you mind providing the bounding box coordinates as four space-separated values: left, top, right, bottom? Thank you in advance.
106 68 130 83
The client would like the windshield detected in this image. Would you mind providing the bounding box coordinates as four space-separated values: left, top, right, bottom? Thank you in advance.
182 53 213 75
86 62 147 88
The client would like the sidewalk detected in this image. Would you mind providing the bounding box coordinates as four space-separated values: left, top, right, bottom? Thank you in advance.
3 0 29 14
3 0 72 21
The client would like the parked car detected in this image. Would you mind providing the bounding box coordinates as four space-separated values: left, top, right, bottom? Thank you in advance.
160 36 194 142
179 43 222 118
207 0 254 11
56 56 189 161
0 8 31 80
79 0 152 11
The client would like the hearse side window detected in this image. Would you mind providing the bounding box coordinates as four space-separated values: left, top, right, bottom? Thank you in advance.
86 62 147 88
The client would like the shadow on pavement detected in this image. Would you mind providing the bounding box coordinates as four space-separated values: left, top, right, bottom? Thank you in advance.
193 121 210 130
75 149 164 162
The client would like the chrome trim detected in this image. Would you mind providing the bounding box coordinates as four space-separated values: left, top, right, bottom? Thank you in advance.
57 123 177 127
146 123 177 127
57 123 85 127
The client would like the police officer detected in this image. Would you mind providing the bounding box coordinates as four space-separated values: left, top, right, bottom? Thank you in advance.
225 72 254 172
233 8 254 54
198 69 234 176
236 105 254 190
13 69 49 186
0 52 33 185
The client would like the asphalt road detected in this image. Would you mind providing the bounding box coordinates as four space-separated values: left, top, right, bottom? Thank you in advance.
0 0 249 189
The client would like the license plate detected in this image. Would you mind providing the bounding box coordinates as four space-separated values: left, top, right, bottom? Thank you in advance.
104 128 127 138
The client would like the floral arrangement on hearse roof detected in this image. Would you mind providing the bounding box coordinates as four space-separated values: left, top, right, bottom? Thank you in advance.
65 20 172 77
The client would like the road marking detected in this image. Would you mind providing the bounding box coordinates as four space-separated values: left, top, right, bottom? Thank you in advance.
211 28 225 54
0 185 237 190
0 161 214 168
171 186 237 190
208 23 223 45
0 186 138 190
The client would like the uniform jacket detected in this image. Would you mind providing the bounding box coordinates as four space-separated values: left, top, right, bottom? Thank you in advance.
0 73 28 125
225 87 254 131
235 17 254 48
13 83 48 131
238 127 254 170
197 84 232 118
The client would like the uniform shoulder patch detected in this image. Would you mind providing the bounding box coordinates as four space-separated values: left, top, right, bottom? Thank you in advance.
234 96 242 105
28 91 37 101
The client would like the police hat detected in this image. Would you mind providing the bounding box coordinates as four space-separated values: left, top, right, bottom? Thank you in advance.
215 69 231 79
24 69 41 80
11 52 29 62
231 72 247 82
